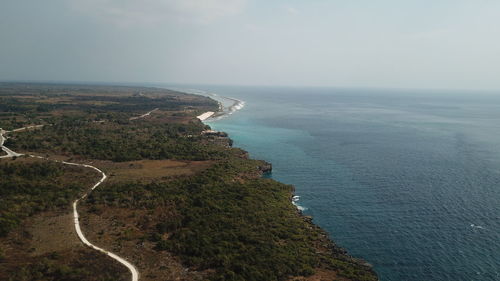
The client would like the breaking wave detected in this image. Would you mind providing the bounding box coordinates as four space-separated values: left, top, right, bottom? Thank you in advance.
165 88 245 122
292 195 307 211
206 93 245 121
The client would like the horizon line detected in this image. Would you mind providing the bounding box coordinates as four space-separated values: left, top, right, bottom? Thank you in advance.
1 79 499 93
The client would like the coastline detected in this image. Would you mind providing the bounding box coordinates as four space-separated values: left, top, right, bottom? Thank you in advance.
195 96 378 280
196 104 317 214
195 93 306 214
176 88 245 121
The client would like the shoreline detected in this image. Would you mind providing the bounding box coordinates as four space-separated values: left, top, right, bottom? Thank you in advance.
196 105 308 214
196 94 378 279
174 88 245 121
218 96 245 117
196 95 308 213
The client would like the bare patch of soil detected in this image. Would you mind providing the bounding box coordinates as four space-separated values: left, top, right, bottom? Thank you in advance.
98 159 213 183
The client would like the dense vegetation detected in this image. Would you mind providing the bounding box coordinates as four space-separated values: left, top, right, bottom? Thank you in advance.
0 83 377 281
0 160 91 237
7 120 228 161
86 158 376 281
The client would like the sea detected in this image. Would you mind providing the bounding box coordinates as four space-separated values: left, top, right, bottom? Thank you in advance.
171 85 500 281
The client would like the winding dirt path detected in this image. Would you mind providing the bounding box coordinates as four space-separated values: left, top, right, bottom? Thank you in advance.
129 108 158 120
0 110 160 281
0 129 22 158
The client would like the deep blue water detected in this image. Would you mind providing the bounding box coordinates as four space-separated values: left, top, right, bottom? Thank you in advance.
188 86 500 281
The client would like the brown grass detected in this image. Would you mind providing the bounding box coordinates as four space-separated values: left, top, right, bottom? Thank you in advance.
98 159 213 184
0 210 129 281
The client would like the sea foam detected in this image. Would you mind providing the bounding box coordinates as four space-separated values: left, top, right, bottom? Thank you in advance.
169 89 246 121
292 195 307 211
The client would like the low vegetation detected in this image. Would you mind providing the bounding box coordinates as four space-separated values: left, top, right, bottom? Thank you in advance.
0 83 377 281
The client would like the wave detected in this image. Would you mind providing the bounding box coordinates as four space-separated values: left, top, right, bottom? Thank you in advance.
207 95 246 121
470 224 485 230
164 88 245 122
292 201 307 211
227 97 246 113
292 195 307 211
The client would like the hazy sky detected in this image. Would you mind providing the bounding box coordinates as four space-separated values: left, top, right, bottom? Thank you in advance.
1 0 500 90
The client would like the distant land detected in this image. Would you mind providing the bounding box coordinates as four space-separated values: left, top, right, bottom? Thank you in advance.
0 83 377 281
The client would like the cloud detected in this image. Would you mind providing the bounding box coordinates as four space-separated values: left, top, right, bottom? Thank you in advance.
69 0 246 26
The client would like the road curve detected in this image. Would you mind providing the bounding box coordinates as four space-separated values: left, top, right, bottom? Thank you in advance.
129 108 159 120
1 122 142 281
35 156 140 281
0 129 23 158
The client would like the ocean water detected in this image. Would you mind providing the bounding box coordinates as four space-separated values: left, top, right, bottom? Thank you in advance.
187 86 500 281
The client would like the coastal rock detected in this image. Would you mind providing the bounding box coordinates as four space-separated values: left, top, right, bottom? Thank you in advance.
239 151 249 159
201 130 228 137
201 130 232 147
303 216 313 223
258 161 272 174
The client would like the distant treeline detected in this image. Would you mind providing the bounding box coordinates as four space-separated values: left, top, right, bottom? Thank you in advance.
0 83 218 130
0 95 216 114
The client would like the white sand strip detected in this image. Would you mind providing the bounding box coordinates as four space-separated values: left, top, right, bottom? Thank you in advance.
197 111 215 121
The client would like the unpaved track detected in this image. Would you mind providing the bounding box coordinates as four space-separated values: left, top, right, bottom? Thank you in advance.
0 111 161 281
129 108 158 120
0 129 22 158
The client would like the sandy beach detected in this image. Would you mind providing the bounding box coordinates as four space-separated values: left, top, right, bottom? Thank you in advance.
197 111 215 121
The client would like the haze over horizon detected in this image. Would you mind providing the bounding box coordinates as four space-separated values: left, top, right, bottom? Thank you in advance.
1 0 500 90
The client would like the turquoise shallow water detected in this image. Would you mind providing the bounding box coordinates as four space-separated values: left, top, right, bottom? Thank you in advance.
182 85 500 281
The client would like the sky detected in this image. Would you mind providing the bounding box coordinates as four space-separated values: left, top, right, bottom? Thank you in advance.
1 0 500 90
